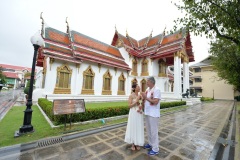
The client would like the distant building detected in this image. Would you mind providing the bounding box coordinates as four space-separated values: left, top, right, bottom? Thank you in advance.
0 64 32 89
189 56 238 100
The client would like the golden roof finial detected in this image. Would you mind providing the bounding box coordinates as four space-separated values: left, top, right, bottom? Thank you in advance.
40 12 44 36
163 25 166 35
126 29 128 37
66 17 69 33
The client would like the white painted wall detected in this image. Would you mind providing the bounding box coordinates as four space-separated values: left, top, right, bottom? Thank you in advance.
34 47 185 101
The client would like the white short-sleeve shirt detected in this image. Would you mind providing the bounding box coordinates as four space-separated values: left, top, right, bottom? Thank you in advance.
144 86 161 117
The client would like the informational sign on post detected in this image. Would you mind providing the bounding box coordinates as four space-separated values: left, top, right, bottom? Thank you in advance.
53 99 85 115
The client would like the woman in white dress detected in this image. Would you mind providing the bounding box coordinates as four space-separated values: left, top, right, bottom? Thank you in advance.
124 84 144 150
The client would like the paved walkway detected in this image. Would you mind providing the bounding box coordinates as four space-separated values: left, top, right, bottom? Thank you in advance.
1 100 234 160
0 89 23 120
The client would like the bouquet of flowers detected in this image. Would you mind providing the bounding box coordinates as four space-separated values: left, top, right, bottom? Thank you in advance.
137 93 143 114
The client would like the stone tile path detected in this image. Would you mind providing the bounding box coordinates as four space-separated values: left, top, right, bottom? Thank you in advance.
1 100 234 160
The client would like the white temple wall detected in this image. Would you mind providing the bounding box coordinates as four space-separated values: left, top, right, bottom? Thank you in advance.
43 57 129 96
119 47 130 66
35 69 43 88
151 60 159 77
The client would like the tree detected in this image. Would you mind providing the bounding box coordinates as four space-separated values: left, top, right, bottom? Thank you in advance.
173 0 240 92
0 67 6 84
173 0 240 45
210 39 240 92
24 72 31 78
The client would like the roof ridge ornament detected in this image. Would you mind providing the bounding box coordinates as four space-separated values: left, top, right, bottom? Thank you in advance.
65 17 77 58
125 29 136 49
66 17 70 33
115 24 118 33
144 29 153 49
154 26 166 53
40 12 44 37
163 25 166 36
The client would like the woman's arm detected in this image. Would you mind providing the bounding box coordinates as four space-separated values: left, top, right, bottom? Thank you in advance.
128 94 138 108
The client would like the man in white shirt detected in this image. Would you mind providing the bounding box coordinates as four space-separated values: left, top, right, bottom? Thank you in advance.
141 76 161 155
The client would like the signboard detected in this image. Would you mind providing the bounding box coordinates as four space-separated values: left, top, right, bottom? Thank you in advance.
53 99 85 115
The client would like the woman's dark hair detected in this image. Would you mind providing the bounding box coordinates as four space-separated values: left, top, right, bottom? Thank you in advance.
132 84 137 92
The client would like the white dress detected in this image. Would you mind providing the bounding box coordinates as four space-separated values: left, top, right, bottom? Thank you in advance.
124 97 144 146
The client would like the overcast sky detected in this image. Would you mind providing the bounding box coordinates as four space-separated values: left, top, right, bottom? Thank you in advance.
0 0 210 68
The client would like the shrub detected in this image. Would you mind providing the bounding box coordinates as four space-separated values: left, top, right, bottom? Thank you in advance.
234 96 240 101
200 97 214 101
38 98 186 125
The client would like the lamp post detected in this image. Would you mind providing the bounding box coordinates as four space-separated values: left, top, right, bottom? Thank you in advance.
15 31 44 137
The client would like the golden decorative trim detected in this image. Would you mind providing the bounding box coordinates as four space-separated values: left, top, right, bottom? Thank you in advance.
174 51 181 58
81 89 94 95
140 79 147 92
141 72 149 76
141 58 149 76
49 57 54 71
98 63 101 73
82 65 95 92
53 88 71 94
158 73 167 77
42 68 46 75
158 59 167 76
54 64 72 94
131 71 138 76
76 64 80 73
118 72 125 95
117 90 125 95
102 90 112 95
131 78 138 85
102 69 112 95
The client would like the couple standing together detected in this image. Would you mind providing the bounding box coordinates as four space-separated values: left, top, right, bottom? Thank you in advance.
124 76 161 156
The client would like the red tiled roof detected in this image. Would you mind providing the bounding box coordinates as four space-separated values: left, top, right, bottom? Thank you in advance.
111 29 194 63
138 37 148 48
45 27 70 45
38 27 130 70
3 72 20 79
0 64 32 72
72 31 123 58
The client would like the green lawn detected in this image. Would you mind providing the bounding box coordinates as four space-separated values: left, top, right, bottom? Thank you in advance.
0 104 188 148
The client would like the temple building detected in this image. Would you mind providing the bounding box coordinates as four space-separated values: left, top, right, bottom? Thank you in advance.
34 17 194 102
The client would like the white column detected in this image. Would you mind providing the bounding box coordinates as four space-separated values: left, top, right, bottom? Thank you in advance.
183 62 187 93
186 62 190 90
174 54 180 98
14 79 16 89
178 56 182 95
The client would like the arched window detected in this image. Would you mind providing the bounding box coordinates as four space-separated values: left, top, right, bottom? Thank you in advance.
141 58 149 76
141 79 147 92
158 59 167 77
54 64 72 94
131 78 138 87
82 66 95 94
102 69 112 95
131 58 138 76
118 72 126 95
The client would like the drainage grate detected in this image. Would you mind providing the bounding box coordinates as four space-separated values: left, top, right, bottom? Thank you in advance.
38 137 64 148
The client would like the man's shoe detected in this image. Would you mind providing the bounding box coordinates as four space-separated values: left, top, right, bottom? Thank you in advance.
143 144 152 149
148 150 159 156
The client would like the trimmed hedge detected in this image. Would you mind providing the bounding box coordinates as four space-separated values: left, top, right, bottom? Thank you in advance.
38 98 186 125
234 96 240 101
200 97 214 101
